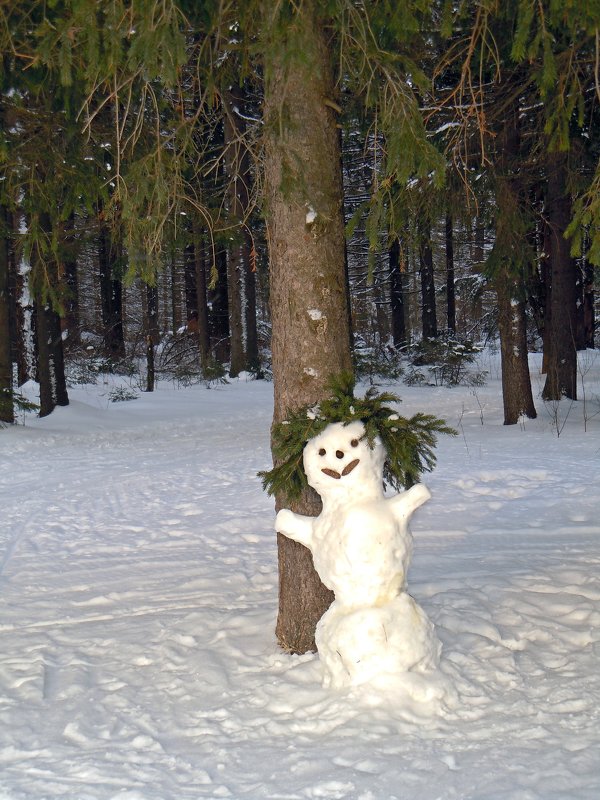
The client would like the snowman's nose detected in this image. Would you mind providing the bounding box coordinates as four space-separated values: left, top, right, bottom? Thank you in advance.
336 450 344 459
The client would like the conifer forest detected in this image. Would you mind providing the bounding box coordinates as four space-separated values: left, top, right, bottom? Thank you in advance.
1 0 598 427
3 8 600 793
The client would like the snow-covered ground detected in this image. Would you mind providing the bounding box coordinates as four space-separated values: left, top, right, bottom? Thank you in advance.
1 351 599 800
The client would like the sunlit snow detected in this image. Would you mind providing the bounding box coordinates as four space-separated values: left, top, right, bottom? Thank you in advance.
1 350 600 799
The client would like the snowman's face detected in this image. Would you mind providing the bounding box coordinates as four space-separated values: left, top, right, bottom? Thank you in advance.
303 420 385 498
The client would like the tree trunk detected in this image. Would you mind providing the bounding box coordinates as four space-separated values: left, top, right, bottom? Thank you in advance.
184 242 198 332
145 336 155 392
575 261 586 351
0 204 13 423
170 242 183 334
445 212 456 333
35 300 69 416
0 100 14 422
526 216 546 345
495 272 536 424
146 284 159 345
98 218 125 362
35 300 54 417
12 214 35 386
142 282 158 391
226 239 245 377
582 258 595 348
471 219 485 324
193 225 211 368
223 85 259 376
389 237 407 349
210 248 230 363
493 88 536 425
541 216 552 375
50 301 69 407
542 152 578 401
373 275 389 350
263 0 352 654
62 211 79 344
34 212 68 417
579 253 595 349
419 221 437 339
244 239 260 373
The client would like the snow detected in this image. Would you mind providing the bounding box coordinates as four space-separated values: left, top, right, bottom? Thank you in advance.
1 350 600 799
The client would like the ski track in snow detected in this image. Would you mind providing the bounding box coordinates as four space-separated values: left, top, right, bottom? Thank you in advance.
1 366 600 800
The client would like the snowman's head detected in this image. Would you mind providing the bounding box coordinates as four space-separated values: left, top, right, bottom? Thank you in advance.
303 420 385 499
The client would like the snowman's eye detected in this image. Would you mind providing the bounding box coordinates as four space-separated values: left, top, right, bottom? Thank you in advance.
350 439 359 448
319 448 326 456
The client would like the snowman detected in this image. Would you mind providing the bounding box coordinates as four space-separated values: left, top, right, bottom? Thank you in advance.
275 420 441 689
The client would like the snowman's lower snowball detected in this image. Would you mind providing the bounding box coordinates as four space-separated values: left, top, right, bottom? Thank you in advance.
316 592 441 689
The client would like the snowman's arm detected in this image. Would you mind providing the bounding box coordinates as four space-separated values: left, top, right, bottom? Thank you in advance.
388 482 431 522
275 508 315 550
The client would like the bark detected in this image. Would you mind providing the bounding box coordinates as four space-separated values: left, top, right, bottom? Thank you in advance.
493 92 536 424
210 248 230 363
62 212 79 344
0 204 13 423
98 218 125 361
576 251 595 349
244 240 260 373
264 0 352 654
35 299 54 417
373 276 389 349
34 213 68 417
526 218 546 345
445 212 456 333
184 242 198 331
50 302 68 407
170 242 183 334
418 221 437 339
226 238 245 378
146 284 159 345
145 335 155 392
5 210 35 386
575 263 585 351
389 237 407 349
495 274 537 424
145 283 159 391
541 218 552 375
12 232 34 386
35 301 68 416
471 220 485 322
582 258 595 348
0 99 13 422
542 152 578 401
193 226 211 368
223 85 258 377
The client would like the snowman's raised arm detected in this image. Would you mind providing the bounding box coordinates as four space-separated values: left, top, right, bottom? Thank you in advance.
275 508 315 550
387 482 431 522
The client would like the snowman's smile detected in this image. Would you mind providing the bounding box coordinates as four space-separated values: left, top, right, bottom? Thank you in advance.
321 458 360 480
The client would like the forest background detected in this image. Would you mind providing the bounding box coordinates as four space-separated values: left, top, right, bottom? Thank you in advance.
1 0 599 650
2 0 599 419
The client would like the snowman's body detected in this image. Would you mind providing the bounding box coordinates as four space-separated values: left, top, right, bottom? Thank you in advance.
276 420 441 688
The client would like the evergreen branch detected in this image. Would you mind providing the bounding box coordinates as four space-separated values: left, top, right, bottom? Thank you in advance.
260 371 456 503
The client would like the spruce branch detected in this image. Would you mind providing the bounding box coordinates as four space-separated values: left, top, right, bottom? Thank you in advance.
260 371 456 503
